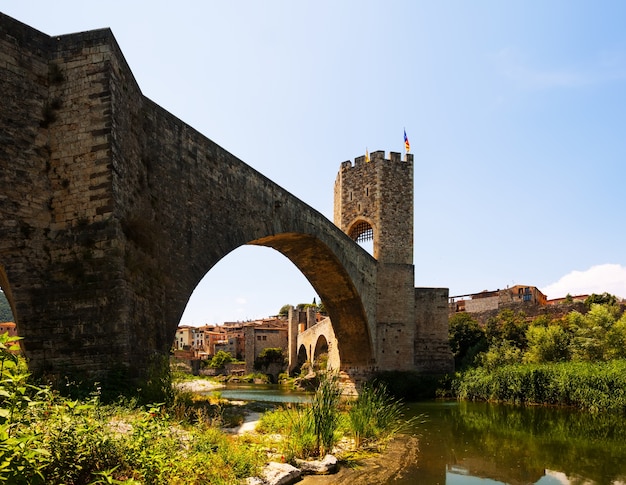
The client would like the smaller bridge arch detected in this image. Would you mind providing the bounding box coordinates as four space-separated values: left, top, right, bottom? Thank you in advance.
293 315 340 373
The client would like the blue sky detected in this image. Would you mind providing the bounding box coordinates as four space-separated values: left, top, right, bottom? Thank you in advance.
3 1 625 325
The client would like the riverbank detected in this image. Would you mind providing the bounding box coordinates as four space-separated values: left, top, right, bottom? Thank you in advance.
174 377 224 393
300 434 419 484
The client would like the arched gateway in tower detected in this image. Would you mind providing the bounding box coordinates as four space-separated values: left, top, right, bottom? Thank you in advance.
291 150 453 376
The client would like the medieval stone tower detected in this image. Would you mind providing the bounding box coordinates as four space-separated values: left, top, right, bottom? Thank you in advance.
334 150 413 264
334 150 417 370
334 150 453 373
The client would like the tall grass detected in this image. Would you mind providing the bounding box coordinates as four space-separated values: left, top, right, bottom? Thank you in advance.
348 382 406 448
258 376 414 460
454 359 626 413
310 371 342 456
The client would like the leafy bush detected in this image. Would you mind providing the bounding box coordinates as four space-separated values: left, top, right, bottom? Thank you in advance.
454 360 626 413
210 351 234 369
523 324 571 364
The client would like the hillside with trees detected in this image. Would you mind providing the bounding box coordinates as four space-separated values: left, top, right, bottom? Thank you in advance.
449 293 626 412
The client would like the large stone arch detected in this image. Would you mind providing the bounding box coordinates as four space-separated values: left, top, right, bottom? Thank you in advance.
0 14 455 396
0 13 379 392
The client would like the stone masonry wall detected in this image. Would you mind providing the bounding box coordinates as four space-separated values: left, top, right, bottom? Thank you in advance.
296 317 340 370
0 14 132 379
376 263 416 370
465 296 499 313
334 151 413 264
1 14 387 389
415 287 454 373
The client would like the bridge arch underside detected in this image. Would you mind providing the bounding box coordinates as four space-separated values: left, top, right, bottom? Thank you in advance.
297 345 308 368
248 233 373 368
314 335 329 363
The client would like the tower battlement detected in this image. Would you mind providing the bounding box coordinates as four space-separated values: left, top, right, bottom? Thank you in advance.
340 151 413 171
334 150 413 264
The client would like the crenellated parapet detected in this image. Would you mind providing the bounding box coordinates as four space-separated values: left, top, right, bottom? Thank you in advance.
339 150 413 171
334 150 413 264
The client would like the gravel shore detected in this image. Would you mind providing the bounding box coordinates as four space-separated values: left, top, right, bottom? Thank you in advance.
175 378 224 393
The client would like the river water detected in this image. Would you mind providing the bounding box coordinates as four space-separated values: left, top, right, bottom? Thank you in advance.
400 401 626 485
220 386 626 485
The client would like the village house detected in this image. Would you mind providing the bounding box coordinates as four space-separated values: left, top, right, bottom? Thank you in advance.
449 285 548 314
173 316 290 374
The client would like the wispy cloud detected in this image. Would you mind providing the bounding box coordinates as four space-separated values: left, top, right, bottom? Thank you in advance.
541 264 626 300
495 48 626 89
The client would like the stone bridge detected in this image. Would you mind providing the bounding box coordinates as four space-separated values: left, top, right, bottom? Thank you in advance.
0 14 452 394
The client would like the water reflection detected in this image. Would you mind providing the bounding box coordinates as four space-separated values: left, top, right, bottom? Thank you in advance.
209 385 626 484
404 401 626 485
214 383 312 403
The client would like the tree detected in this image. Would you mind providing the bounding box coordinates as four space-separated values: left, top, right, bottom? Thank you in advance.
476 340 522 370
254 348 285 370
568 304 617 361
317 300 327 315
209 350 233 369
605 312 626 359
485 309 529 350
585 293 617 308
278 304 292 317
448 313 487 370
523 324 571 364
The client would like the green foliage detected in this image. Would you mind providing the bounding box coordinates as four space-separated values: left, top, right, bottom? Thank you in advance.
585 292 618 308
310 371 342 456
605 312 626 359
258 376 411 461
455 360 626 413
278 304 291 317
210 350 234 369
476 339 522 370
448 313 487 369
451 301 626 412
258 406 318 461
347 382 406 448
254 348 285 371
485 309 529 349
0 341 265 484
569 304 619 361
317 300 327 315
0 292 12 322
524 324 571 363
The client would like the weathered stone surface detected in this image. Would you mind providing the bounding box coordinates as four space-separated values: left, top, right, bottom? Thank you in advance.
294 454 338 475
260 462 301 485
0 13 453 393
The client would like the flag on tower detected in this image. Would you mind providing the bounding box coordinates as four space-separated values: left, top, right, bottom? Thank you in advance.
365 148 370 163
404 129 410 153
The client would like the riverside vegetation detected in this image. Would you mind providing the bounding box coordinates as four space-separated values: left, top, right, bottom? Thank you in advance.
447 293 626 412
0 333 410 484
